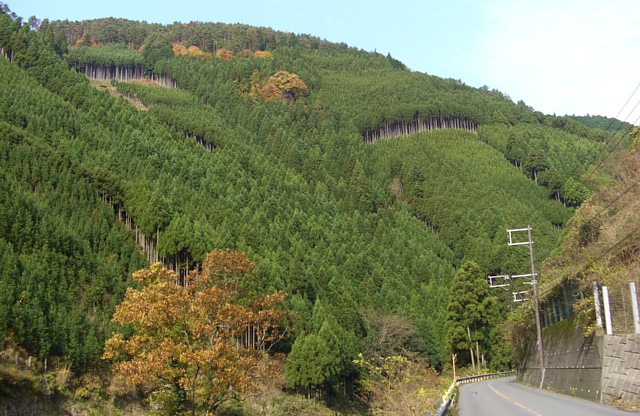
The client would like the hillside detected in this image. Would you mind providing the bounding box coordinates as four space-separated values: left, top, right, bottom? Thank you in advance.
0 6 632 415
540 128 639 312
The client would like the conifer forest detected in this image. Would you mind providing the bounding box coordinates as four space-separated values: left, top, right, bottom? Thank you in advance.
0 4 636 415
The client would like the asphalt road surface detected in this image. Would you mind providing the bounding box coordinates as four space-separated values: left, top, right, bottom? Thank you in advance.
458 376 636 416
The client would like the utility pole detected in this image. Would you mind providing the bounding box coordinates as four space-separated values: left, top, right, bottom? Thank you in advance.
487 274 512 310
508 226 545 389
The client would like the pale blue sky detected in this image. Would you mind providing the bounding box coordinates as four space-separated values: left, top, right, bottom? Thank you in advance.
8 0 640 122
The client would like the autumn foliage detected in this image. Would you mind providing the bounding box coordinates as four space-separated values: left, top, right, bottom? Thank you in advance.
172 42 212 59
215 48 234 61
353 354 450 415
252 50 273 59
268 70 309 103
251 70 309 104
103 250 287 415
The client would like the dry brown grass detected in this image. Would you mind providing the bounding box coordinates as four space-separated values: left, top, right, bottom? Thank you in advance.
89 80 148 110
540 134 640 289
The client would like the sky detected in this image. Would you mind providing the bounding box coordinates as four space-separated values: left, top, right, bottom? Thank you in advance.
8 0 640 122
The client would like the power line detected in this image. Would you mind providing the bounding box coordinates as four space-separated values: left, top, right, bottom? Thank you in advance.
576 84 639 164
562 80 640 183
487 87 640 345
535 82 640 229
582 175 640 227
595 225 640 262
561 87 640 234
578 98 638 177
572 112 640 226
590 81 640 151
502 84 640 302
539 214 640 303
584 111 640 181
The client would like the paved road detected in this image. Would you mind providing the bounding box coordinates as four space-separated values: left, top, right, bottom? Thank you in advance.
458 377 636 416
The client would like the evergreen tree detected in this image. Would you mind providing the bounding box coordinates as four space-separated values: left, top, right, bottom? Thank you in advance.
347 159 374 213
0 5 608 399
445 261 496 369
562 177 590 207
141 30 173 71
284 333 338 397
523 141 549 183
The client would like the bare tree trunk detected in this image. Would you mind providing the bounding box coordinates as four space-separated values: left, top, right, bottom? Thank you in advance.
467 325 475 371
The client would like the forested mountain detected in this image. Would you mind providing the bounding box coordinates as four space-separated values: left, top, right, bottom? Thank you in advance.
568 114 633 132
505 127 640 364
0 5 631 414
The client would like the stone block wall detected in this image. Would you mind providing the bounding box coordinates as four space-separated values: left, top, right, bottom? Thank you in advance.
601 333 640 405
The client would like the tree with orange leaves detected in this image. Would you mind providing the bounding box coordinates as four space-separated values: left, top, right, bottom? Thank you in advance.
215 48 234 61
103 250 287 415
266 71 309 103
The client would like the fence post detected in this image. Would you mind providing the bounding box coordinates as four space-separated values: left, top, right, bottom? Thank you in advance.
602 286 613 335
629 282 640 334
593 281 603 329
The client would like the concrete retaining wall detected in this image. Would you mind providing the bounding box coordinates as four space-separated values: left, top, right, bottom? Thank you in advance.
517 319 603 402
518 320 640 406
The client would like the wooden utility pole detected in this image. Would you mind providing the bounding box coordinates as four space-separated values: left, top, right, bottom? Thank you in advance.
508 226 545 389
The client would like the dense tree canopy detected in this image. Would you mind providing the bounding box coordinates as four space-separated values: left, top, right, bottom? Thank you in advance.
445 261 510 370
0 6 621 410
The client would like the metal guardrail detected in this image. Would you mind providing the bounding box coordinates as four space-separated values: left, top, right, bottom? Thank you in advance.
432 380 457 416
431 370 517 416
455 370 517 386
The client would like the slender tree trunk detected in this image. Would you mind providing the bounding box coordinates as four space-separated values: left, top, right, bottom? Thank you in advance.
467 325 475 371
191 365 199 416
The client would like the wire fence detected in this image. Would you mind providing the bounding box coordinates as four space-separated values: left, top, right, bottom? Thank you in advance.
597 280 640 335
527 279 640 336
